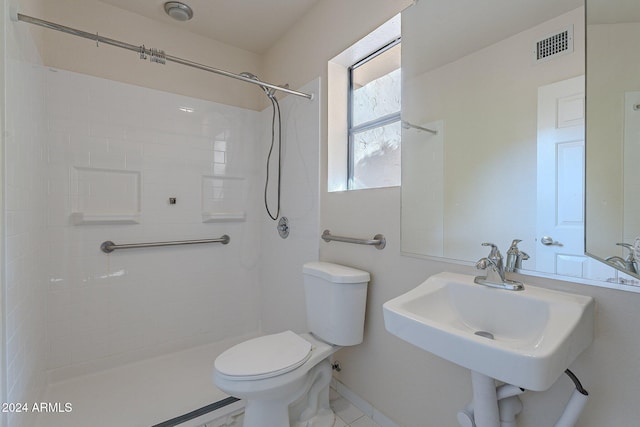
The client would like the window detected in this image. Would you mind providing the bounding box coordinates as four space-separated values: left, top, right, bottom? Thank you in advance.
348 39 401 190
327 13 400 192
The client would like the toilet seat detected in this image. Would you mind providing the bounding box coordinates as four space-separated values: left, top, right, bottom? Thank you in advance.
214 331 312 381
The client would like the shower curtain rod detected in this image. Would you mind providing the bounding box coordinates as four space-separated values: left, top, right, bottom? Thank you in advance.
14 12 314 100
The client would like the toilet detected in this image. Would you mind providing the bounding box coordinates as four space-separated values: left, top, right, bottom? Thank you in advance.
213 261 370 427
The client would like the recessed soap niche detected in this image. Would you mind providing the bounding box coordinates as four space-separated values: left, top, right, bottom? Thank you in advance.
71 167 141 225
201 175 246 222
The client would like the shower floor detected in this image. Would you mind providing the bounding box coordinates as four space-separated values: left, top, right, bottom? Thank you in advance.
33 333 387 427
33 336 251 427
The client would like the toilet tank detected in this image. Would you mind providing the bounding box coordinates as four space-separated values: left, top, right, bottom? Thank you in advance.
303 262 370 346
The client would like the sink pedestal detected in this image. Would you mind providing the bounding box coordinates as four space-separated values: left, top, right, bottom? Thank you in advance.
471 371 500 427
457 372 524 427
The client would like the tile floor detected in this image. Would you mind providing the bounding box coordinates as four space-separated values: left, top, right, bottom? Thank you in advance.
201 388 382 427
330 388 381 427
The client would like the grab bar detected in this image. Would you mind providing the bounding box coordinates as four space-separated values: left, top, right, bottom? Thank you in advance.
321 230 386 250
100 235 230 253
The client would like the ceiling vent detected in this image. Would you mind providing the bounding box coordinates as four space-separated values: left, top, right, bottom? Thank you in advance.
534 25 574 63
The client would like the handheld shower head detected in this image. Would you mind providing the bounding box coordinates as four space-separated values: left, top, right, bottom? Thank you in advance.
239 71 276 99
239 72 283 220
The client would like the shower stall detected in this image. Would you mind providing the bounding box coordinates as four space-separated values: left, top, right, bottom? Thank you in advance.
1 2 320 426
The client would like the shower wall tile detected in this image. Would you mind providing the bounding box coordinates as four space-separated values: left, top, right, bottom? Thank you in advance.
4 58 49 427
43 67 263 379
258 79 321 334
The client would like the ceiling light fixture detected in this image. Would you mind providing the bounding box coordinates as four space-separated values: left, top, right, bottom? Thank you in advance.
164 2 193 22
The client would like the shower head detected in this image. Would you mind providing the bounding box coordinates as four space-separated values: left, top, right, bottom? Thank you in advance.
239 72 276 99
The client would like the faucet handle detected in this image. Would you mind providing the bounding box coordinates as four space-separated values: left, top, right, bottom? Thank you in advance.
481 242 501 258
616 243 635 261
475 258 490 270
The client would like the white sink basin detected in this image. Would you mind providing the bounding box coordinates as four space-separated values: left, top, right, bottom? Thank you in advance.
383 272 594 391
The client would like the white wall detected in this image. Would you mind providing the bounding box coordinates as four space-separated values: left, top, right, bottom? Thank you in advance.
3 1 48 425
40 70 321 380
258 79 321 334
265 1 640 426
42 67 263 381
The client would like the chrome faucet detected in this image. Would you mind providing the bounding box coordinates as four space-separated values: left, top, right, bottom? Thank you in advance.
605 243 637 274
474 242 524 291
505 239 529 273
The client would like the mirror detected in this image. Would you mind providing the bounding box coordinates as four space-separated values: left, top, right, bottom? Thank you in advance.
585 0 640 281
400 0 633 286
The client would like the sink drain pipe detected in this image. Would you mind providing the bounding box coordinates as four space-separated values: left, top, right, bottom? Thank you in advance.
457 381 525 427
457 370 588 427
553 369 589 427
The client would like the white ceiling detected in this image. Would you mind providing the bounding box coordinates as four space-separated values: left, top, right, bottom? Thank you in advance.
97 0 321 54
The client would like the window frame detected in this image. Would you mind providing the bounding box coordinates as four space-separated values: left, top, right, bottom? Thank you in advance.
347 36 402 189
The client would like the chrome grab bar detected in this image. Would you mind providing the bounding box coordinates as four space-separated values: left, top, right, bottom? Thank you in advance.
100 235 230 253
321 230 386 250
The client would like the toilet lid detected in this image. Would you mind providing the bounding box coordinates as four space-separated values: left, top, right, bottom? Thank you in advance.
214 331 313 381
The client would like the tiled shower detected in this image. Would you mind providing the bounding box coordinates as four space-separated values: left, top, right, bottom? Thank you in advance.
42 67 262 380
4 14 320 426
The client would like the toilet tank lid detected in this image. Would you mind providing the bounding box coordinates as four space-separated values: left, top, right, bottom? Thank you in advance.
303 262 370 283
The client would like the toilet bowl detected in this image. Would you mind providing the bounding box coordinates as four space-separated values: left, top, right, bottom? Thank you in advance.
213 262 370 427
214 332 337 426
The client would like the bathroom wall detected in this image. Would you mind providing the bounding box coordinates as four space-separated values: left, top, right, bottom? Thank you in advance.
39 68 321 383
3 1 48 425
266 2 640 427
257 0 414 337
43 67 263 381
258 79 321 335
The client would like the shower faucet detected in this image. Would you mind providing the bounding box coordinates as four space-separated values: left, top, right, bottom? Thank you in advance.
474 243 524 291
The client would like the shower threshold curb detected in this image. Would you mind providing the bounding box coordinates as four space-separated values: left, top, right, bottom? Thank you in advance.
151 396 241 427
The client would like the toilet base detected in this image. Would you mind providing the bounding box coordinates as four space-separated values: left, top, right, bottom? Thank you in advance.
240 358 334 427
243 399 336 427
289 359 334 426
243 399 290 427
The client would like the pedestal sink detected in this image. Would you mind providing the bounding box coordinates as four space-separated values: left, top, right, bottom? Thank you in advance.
383 272 594 391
